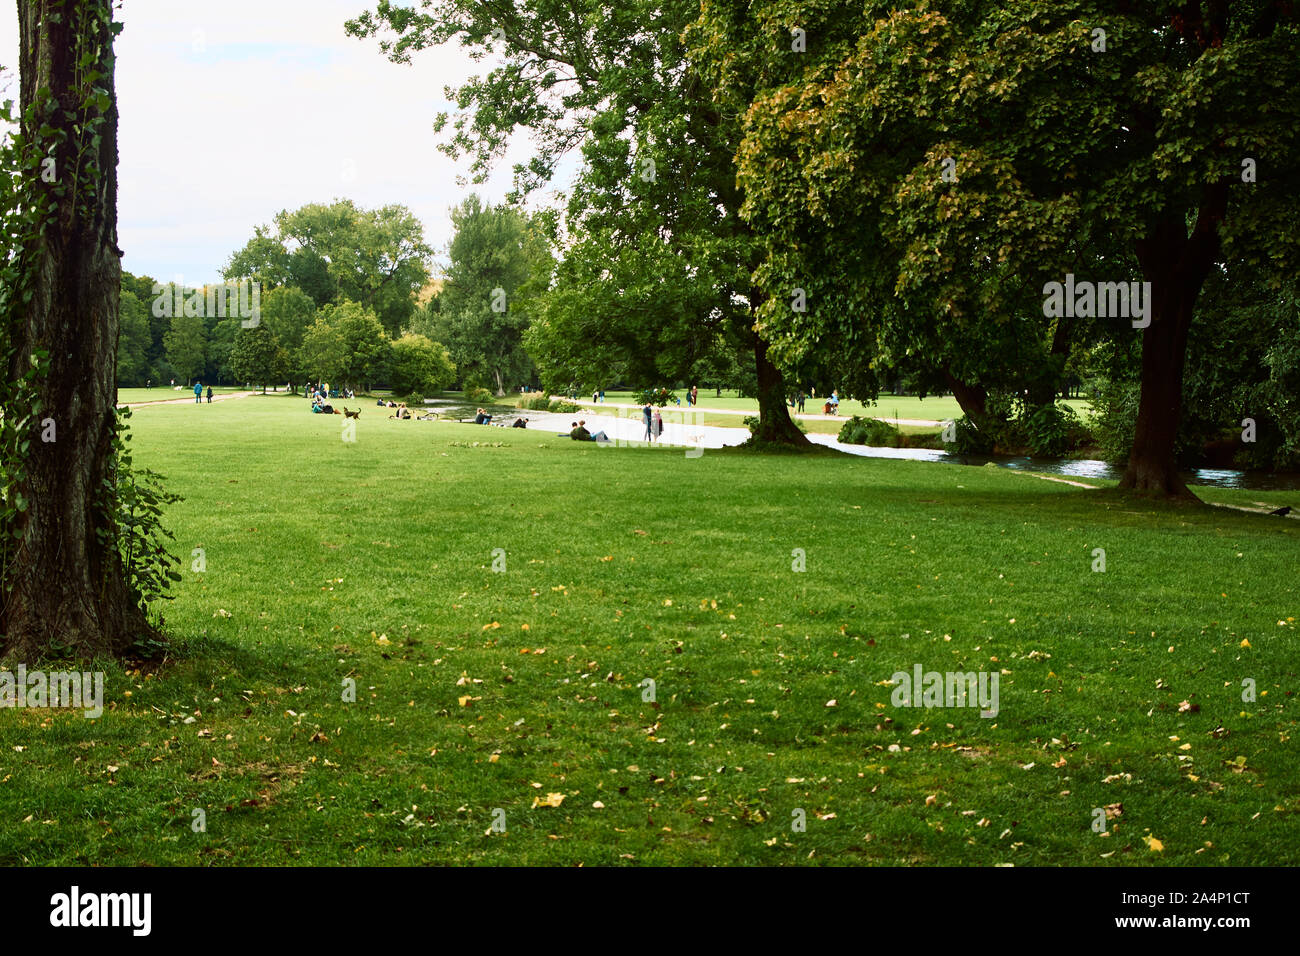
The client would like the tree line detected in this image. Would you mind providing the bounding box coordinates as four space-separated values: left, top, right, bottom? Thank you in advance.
121 194 560 398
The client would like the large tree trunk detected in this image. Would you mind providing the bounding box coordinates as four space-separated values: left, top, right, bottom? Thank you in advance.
1121 303 1193 496
942 367 988 420
750 333 810 446
2 0 155 662
1119 192 1225 498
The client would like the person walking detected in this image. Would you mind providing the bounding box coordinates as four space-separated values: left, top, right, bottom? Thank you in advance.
797 391 805 413
193 381 203 404
642 402 654 442
653 408 664 443
206 385 213 403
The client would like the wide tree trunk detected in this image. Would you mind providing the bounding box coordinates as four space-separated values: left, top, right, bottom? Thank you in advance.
750 333 810 446
942 367 988 420
1121 301 1193 496
1119 192 1225 499
2 0 155 662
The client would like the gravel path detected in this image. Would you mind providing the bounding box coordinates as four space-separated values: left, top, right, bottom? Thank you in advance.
118 390 258 408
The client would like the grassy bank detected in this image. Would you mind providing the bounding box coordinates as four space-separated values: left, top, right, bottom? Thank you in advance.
0 395 1294 865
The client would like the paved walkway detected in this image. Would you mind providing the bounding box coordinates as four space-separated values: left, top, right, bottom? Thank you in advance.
551 396 944 427
119 390 257 408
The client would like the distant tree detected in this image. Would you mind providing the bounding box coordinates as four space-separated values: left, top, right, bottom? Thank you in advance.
260 285 316 391
116 289 151 386
224 200 432 336
229 325 285 393
163 314 207 384
434 195 552 395
300 301 389 392
205 316 241 386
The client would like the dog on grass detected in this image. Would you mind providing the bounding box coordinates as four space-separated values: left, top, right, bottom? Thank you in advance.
343 407 360 419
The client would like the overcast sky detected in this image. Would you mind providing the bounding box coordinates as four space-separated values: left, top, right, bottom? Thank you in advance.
0 0 562 286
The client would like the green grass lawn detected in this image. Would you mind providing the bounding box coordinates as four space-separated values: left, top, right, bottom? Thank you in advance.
577 390 1091 423
1 394 1295 866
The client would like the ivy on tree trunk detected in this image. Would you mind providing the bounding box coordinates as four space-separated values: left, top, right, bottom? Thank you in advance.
2 0 156 661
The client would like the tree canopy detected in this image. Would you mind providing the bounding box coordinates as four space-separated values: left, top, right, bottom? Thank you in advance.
692 0 1300 492
225 199 433 337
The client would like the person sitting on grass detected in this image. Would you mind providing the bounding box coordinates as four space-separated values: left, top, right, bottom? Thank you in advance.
512 417 528 428
569 419 610 442
474 408 491 425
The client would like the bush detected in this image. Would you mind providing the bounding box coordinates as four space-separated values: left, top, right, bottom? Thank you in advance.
549 399 581 414
837 415 901 447
945 415 995 454
1086 380 1140 464
403 393 425 407
1022 403 1082 457
465 386 494 404
389 334 455 395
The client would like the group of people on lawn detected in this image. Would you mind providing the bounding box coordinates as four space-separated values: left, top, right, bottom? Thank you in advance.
308 382 357 414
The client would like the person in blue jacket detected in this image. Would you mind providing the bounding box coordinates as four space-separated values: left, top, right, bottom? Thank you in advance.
193 381 203 404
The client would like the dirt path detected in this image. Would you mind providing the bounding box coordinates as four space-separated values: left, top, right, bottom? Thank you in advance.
119 390 257 408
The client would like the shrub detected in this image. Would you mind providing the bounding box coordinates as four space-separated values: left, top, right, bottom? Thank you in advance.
1086 380 1140 464
837 415 901 447
465 386 494 404
403 393 425 407
549 399 581 414
1022 403 1081 457
389 334 455 395
945 415 995 454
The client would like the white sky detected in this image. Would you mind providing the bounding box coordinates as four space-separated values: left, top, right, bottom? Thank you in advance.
0 0 566 285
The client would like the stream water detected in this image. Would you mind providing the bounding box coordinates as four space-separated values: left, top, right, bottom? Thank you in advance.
803 436 1300 492
455 401 1299 493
